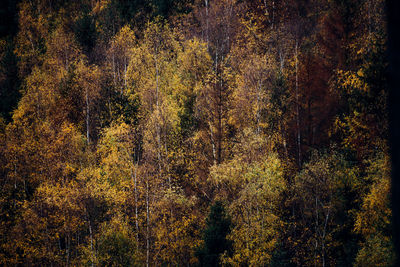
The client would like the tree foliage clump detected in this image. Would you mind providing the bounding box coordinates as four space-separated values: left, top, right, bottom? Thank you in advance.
196 201 232 267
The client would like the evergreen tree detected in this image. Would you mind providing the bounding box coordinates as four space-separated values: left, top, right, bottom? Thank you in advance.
196 201 232 267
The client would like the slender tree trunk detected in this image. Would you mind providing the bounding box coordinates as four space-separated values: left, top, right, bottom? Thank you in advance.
368 0 372 41
131 163 139 250
205 0 209 50
45 224 52 266
209 48 219 166
322 207 330 267
295 40 301 167
256 80 262 135
155 55 162 175
272 1 275 29
217 86 222 165
112 50 116 86
263 0 270 24
164 142 171 187
134 155 139 249
321 193 331 267
146 176 150 267
314 195 318 267
209 122 217 166
85 88 90 144
283 135 289 159
123 58 127 94
279 49 285 72
88 217 95 267
66 233 70 266
14 160 17 189
216 53 222 164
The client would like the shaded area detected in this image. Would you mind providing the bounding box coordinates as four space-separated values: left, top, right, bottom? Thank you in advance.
387 0 400 264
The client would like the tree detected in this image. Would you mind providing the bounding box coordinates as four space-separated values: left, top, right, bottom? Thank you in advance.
291 149 362 267
152 188 201 266
108 25 136 94
0 38 20 121
212 154 286 266
96 217 137 267
332 33 387 161
354 153 395 267
196 201 232 267
191 0 241 165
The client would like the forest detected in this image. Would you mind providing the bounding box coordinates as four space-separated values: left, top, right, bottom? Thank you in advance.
0 0 393 266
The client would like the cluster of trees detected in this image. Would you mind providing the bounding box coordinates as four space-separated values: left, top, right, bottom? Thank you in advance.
0 0 393 266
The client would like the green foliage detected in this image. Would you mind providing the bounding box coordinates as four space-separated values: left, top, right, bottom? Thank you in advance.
332 30 388 160
74 11 97 54
196 201 232 267
291 149 362 266
354 153 395 266
0 38 20 120
213 154 286 266
97 219 137 267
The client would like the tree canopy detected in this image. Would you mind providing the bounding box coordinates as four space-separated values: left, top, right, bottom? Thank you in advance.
0 0 392 266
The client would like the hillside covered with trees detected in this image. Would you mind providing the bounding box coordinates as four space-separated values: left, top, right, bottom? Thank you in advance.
0 0 392 266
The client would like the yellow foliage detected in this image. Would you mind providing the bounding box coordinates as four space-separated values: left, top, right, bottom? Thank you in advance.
211 153 286 266
153 188 201 265
354 153 395 266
